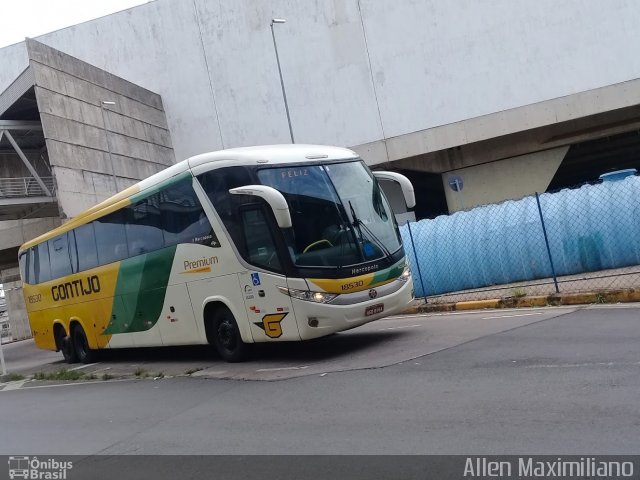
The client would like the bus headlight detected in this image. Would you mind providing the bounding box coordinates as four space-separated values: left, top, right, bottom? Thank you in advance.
397 264 412 283
277 286 338 304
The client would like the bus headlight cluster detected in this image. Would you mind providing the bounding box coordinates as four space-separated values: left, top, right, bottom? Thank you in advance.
397 264 412 283
277 286 338 304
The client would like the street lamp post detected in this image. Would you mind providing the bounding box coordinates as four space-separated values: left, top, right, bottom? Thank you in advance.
100 100 118 192
270 18 295 144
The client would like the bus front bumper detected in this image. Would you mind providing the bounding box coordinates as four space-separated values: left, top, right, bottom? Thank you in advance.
293 276 414 341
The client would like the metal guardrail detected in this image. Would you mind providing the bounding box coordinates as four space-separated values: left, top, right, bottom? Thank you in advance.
0 176 55 198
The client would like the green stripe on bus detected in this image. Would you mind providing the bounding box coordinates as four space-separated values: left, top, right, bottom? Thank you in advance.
129 171 192 203
371 259 405 285
104 245 177 334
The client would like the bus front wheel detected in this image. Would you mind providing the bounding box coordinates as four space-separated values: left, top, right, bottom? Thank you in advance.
210 307 248 363
72 325 97 364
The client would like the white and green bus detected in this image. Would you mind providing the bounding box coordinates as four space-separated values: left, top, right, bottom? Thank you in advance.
19 145 415 362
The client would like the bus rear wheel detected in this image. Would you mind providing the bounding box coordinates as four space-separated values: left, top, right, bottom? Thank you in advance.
211 307 248 363
72 325 97 364
55 327 77 364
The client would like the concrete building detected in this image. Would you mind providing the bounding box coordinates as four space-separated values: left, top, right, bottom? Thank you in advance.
1 0 640 337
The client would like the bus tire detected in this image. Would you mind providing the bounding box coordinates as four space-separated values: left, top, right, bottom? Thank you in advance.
56 328 78 364
211 307 248 363
72 324 97 364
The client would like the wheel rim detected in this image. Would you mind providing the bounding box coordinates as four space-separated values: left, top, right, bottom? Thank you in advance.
218 318 236 351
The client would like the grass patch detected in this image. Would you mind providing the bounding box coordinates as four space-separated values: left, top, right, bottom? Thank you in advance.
134 368 149 377
1 373 25 382
33 369 85 381
101 373 114 381
595 292 608 304
185 367 204 375
86 373 98 380
511 287 526 298
154 372 165 379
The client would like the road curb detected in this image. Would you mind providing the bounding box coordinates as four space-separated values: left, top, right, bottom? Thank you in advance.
403 288 640 314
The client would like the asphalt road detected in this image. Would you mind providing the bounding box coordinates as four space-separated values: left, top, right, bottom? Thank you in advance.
2 306 576 381
1 305 639 455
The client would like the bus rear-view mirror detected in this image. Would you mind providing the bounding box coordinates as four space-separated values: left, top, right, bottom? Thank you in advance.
229 185 293 229
372 171 416 209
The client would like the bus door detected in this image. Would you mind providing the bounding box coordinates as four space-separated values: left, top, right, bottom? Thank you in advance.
237 205 300 342
239 270 299 342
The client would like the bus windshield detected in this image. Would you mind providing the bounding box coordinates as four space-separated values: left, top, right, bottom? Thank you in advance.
257 160 401 268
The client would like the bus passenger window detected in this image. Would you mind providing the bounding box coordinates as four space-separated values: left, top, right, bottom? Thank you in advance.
74 223 99 272
18 251 28 284
160 179 218 247
197 167 254 248
48 233 73 279
24 249 34 285
34 242 51 284
94 211 128 265
125 197 164 255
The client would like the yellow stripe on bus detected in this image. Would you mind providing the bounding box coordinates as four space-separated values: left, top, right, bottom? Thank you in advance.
23 262 122 350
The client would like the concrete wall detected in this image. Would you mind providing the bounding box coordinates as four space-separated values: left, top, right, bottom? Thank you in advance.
1 0 638 165
442 147 569 212
26 40 175 218
0 267 30 341
0 217 60 252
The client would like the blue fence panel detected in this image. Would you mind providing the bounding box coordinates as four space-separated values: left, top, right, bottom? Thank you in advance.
541 175 640 276
400 173 640 298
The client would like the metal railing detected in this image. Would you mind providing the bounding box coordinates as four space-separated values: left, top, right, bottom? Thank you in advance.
0 176 55 198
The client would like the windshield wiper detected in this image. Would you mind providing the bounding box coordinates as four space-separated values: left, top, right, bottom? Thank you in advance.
348 201 364 242
348 201 391 260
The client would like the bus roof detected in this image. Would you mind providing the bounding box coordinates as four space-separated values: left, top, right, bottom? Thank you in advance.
188 144 357 168
19 144 358 253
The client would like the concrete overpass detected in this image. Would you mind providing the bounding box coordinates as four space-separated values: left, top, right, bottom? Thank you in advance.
0 39 176 339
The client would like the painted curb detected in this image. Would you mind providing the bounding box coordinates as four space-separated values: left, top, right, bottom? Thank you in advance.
403 289 640 314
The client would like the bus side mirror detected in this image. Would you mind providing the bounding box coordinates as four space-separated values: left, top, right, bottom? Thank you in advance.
229 185 293 229
372 171 416 209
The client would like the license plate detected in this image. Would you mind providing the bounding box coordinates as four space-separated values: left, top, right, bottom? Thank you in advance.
365 303 384 316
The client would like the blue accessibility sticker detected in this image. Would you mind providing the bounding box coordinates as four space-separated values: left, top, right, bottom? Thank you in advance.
251 272 261 286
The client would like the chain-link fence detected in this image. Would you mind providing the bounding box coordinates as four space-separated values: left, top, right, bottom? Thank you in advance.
400 170 640 302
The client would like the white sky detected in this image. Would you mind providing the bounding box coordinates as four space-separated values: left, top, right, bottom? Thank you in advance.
0 0 151 49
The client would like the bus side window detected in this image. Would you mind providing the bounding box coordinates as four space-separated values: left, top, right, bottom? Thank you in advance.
34 242 51 284
23 249 34 284
74 223 99 272
197 167 253 247
18 251 28 283
160 179 217 247
49 233 73 280
95 210 128 265
125 196 164 256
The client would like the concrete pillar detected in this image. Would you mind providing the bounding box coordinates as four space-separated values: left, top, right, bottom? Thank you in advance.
0 267 31 341
442 146 569 212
